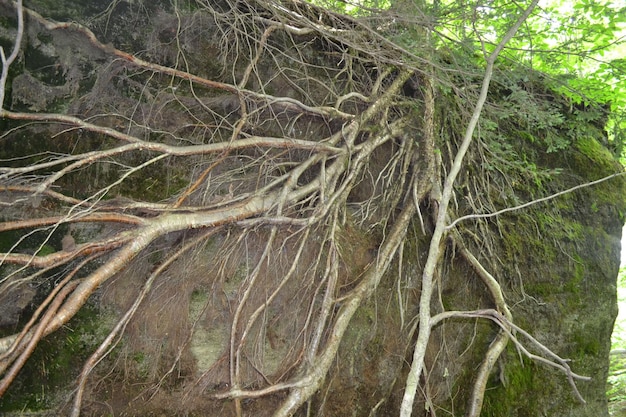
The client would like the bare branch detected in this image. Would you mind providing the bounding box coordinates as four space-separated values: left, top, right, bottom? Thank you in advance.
447 171 626 230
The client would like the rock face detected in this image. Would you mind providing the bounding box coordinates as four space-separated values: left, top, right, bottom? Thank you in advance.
0 284 36 329
468 139 624 417
0 1 624 416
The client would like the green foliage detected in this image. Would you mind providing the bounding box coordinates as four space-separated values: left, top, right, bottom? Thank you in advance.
503 1 625 154
305 0 391 15
306 0 624 159
390 0 626 157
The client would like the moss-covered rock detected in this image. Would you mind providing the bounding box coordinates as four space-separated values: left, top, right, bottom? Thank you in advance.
0 1 623 417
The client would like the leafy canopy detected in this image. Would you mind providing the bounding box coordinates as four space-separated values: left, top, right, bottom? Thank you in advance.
306 0 626 158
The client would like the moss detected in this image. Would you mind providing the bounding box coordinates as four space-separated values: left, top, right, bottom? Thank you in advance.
499 213 559 265
563 254 585 295
0 303 116 412
35 244 56 256
482 354 536 417
571 330 602 358
23 45 66 87
523 281 557 299
21 0 110 21
573 136 618 179
0 225 72 254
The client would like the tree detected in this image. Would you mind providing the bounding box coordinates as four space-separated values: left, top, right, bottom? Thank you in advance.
0 0 623 416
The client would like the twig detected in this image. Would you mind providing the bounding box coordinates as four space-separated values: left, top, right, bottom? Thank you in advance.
447 171 626 230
